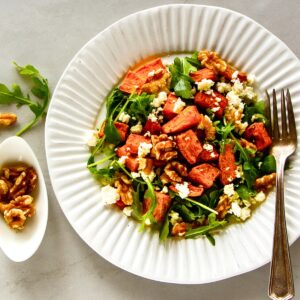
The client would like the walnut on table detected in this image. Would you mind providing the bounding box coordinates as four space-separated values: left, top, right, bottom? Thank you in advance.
0 113 17 127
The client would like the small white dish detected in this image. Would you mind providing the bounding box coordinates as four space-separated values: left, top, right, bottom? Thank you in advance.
0 136 48 262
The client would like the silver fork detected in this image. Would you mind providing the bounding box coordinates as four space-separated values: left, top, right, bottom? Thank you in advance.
265 89 297 300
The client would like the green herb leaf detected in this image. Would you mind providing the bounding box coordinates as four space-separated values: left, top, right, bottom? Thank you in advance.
168 56 194 99
104 119 121 145
0 63 50 136
260 155 276 174
159 209 170 241
126 93 154 123
236 185 256 200
185 213 227 239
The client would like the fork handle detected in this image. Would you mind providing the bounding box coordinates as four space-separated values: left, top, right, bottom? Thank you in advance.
269 158 294 300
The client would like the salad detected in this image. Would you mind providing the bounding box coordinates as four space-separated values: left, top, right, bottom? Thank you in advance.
87 50 276 244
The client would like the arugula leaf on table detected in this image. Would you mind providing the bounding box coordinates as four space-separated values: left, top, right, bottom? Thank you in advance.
185 213 227 239
0 62 50 136
168 56 196 99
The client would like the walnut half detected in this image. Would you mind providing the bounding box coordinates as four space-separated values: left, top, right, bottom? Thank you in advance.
0 113 17 127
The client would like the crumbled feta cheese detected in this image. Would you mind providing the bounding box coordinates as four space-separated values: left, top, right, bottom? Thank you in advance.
203 143 213 152
242 86 255 99
229 201 241 217
130 122 143 134
86 130 98 147
145 218 151 226
161 186 168 194
240 207 251 221
148 113 158 122
211 106 220 112
235 168 241 178
123 206 133 217
255 191 266 202
210 152 217 158
131 172 140 178
144 131 151 137
197 79 214 91
228 176 233 183
173 97 186 113
226 91 242 108
216 82 232 94
175 182 190 199
118 111 130 123
224 184 235 197
148 70 155 77
231 71 239 80
138 142 152 158
100 185 120 205
205 89 213 95
247 74 256 84
140 170 156 182
169 210 182 225
118 156 127 164
232 79 243 93
152 91 167 107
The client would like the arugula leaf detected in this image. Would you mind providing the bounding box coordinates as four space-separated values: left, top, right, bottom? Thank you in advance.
87 156 117 185
106 88 127 117
185 213 227 239
243 101 267 124
260 155 276 174
168 57 194 99
140 179 157 230
0 62 50 136
216 121 235 152
126 93 154 123
236 185 256 200
131 184 143 221
159 209 171 241
185 52 201 68
231 133 259 189
104 117 121 145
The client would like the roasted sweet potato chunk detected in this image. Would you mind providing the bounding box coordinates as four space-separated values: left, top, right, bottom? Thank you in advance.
190 68 216 82
162 93 183 120
119 58 167 94
142 119 162 135
199 147 219 162
176 130 203 164
219 144 237 185
162 106 201 134
125 157 139 172
169 184 204 197
143 192 172 223
194 91 227 118
116 145 130 157
188 163 220 189
220 65 247 82
98 121 129 142
244 122 272 151
125 134 151 154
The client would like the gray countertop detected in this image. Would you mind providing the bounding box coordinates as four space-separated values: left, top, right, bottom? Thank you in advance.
0 0 300 299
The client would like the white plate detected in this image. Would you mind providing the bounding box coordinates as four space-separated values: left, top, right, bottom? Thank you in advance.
45 4 300 284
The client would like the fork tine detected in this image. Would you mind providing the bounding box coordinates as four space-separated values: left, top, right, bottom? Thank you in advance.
281 90 288 137
272 89 280 141
265 90 272 137
286 89 297 142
